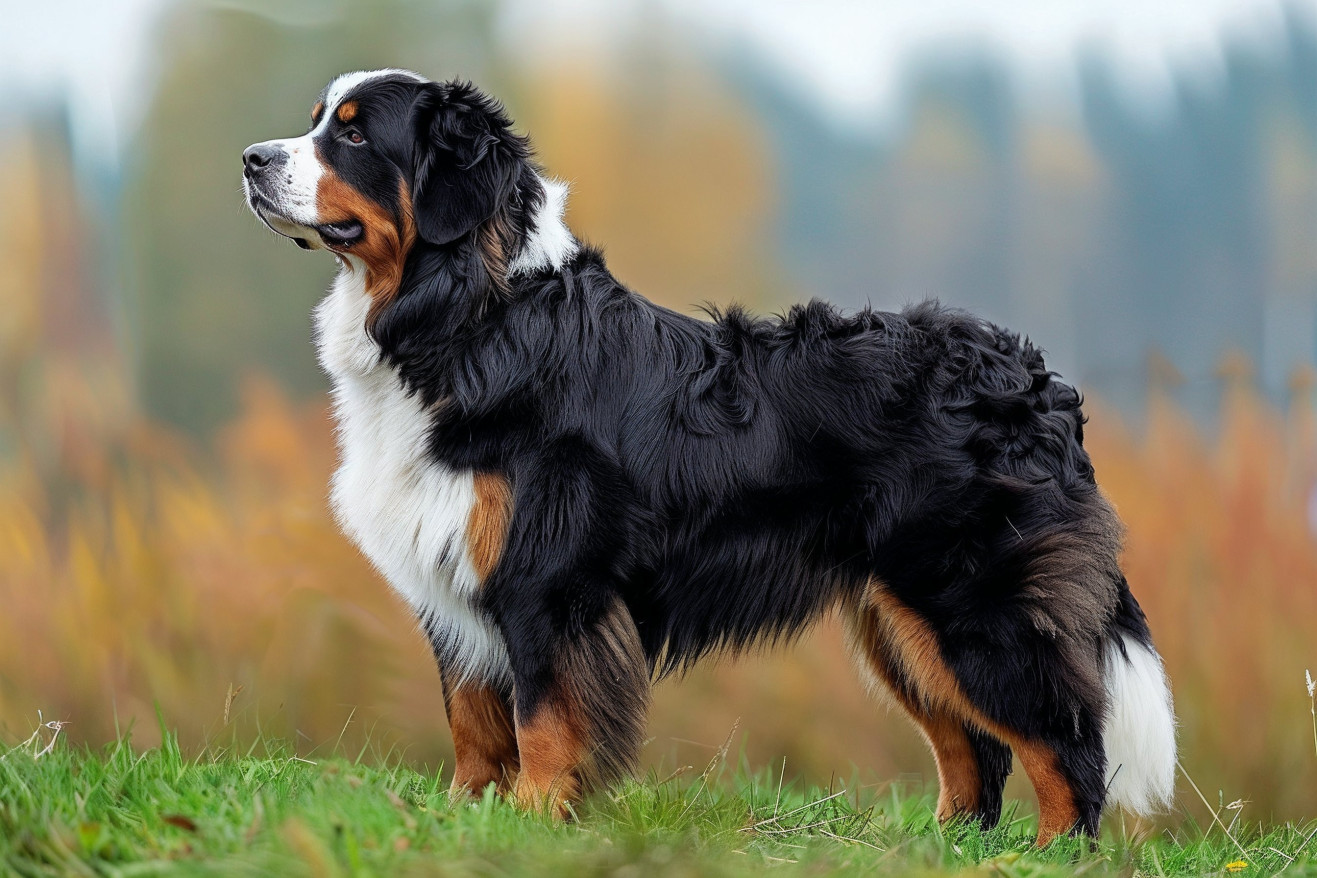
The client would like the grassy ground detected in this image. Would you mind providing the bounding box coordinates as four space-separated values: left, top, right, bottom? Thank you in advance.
3 724 1316 877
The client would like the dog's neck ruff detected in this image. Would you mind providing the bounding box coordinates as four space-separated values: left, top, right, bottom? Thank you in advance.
509 177 577 276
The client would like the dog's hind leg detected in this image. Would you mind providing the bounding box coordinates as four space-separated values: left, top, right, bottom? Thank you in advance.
940 521 1140 843
846 578 1110 844
912 712 1013 829
844 592 1013 831
964 725 1013 828
949 633 1109 843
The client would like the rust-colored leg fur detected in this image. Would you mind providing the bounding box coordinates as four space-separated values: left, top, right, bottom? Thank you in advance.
512 692 586 817
1007 738 1080 845
441 673 519 796
917 711 986 821
509 598 650 819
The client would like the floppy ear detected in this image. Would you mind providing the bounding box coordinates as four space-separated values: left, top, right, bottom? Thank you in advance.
411 82 520 246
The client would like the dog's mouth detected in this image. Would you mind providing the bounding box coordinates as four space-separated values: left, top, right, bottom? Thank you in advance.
316 220 364 249
246 187 309 243
246 185 362 251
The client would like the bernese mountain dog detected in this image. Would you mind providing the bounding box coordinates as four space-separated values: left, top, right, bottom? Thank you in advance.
242 69 1176 844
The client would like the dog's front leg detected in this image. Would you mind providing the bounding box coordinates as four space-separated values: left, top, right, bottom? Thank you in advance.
439 667 519 797
481 439 650 818
504 595 648 817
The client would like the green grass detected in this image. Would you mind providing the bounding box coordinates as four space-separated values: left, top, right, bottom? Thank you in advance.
3 724 1316 877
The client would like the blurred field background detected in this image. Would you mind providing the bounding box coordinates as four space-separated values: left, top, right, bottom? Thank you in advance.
3 0 1317 826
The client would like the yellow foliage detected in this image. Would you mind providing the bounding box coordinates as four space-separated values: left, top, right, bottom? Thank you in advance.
516 63 780 310
0 133 45 367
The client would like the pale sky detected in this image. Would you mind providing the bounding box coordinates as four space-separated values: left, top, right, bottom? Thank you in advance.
3 0 1311 161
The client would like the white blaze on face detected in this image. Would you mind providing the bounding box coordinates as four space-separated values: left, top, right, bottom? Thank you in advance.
243 68 426 246
243 133 324 236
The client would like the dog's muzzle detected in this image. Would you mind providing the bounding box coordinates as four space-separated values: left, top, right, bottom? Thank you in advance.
243 143 287 180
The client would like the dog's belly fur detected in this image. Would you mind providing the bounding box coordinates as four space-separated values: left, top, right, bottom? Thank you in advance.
314 266 511 686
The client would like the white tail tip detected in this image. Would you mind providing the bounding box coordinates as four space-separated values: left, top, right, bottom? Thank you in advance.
1102 634 1177 815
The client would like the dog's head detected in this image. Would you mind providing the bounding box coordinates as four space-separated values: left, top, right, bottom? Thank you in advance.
243 70 539 324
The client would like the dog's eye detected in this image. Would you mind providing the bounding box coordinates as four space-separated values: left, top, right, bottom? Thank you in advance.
344 130 365 145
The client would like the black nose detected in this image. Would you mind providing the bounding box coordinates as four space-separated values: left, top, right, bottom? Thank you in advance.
243 143 284 174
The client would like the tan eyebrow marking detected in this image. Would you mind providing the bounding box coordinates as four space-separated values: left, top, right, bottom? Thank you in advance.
311 101 324 124
336 101 359 123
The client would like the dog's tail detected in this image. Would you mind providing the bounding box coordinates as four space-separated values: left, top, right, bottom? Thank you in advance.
1101 581 1177 816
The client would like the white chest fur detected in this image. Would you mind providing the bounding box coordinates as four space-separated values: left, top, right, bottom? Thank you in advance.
313 266 511 686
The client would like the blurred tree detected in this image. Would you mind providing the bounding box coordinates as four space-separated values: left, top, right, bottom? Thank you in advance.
1079 41 1271 415
516 58 778 311
0 110 131 494
887 52 1019 322
0 134 45 438
122 0 509 432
